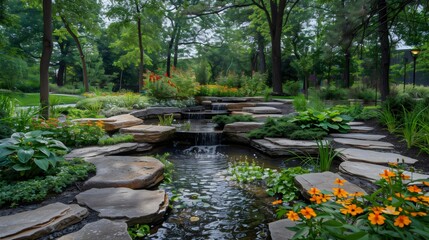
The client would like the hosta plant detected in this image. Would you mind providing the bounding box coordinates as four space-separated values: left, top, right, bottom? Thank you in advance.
0 131 68 179
290 109 352 133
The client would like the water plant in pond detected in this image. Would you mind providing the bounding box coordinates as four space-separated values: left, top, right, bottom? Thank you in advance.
277 164 429 239
128 224 150 239
158 114 175 126
154 153 174 183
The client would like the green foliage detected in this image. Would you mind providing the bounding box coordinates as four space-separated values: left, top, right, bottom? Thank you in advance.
349 85 376 102
59 107 104 119
98 134 134 145
239 73 269 96
8 107 40 132
0 94 16 118
289 129 328 140
0 158 95 207
228 161 309 202
49 84 83 95
293 94 307 112
145 77 178 100
290 109 352 133
128 224 150 239
318 86 348 100
247 117 301 139
283 81 301 96
316 140 339 172
158 114 174 126
149 97 196 108
145 69 198 100
378 104 398 133
212 114 255 128
76 93 149 112
154 153 174 183
0 131 68 179
354 106 380 120
401 105 427 149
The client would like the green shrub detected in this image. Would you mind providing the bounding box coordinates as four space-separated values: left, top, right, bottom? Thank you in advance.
0 158 95 207
354 106 380 120
349 85 376 102
239 73 269 96
0 131 68 179
212 114 255 128
247 118 300 139
283 81 301 96
319 86 348 100
290 109 352 133
149 97 196 108
98 134 134 146
128 224 150 239
288 129 327 140
59 107 104 119
76 94 149 111
293 94 307 112
216 72 243 88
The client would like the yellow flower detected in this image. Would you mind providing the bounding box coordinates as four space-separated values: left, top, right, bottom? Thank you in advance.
368 212 385 225
308 187 321 195
371 206 385 214
382 205 400 215
332 188 348 198
300 207 317 219
272 199 283 205
379 169 395 180
349 192 365 197
405 196 419 203
340 204 364 216
320 194 331 202
418 196 429 203
407 185 422 193
410 212 427 217
310 194 323 204
334 178 347 186
423 181 429 187
394 215 411 228
287 211 300 221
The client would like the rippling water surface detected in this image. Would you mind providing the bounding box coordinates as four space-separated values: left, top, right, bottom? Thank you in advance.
144 144 299 240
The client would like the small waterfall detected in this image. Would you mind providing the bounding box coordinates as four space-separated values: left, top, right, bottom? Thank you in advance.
194 131 222 146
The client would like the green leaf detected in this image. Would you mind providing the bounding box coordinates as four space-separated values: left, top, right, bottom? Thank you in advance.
346 231 369 240
12 164 32 171
332 116 343 122
38 146 50 156
0 147 14 158
17 149 34 163
34 159 50 171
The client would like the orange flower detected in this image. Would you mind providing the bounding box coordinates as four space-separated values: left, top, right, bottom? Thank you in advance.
368 212 385 225
379 169 396 180
423 181 429 187
382 206 400 215
388 162 398 167
308 187 321 195
272 199 283 205
407 185 422 193
310 194 323 204
287 211 300 221
349 192 365 197
394 215 411 228
95 120 104 128
405 196 419 203
320 194 331 202
418 196 429 204
334 178 347 186
332 188 348 198
371 206 385 214
340 204 364 216
400 174 410 180
300 207 317 219
410 212 427 217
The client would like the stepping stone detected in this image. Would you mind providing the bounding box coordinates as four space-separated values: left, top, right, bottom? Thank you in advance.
349 126 374 133
83 156 164 190
295 172 367 199
242 106 282 114
65 143 152 160
131 107 181 119
253 114 284 122
58 219 131 240
230 111 253 116
250 139 318 156
255 102 285 106
273 99 294 104
72 118 116 123
120 125 176 143
76 188 168 225
330 133 386 141
348 121 365 126
336 148 418 165
266 138 322 148
223 122 263 133
103 114 143 131
226 102 256 111
333 138 394 149
339 161 429 183
0 203 88 240
269 219 296 240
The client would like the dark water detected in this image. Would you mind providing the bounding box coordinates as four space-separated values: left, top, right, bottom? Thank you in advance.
143 144 300 240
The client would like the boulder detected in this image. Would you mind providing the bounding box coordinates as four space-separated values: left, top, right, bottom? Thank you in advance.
268 219 296 240
83 156 164 190
103 114 143 131
333 138 394 149
242 106 282 114
223 122 263 133
0 203 88 240
58 219 131 240
130 107 181 119
295 172 367 199
76 188 168 225
120 125 176 143
65 143 152 160
336 148 418 165
330 133 386 141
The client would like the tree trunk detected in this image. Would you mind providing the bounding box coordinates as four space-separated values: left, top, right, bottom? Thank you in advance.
378 0 390 100
257 32 266 73
40 0 53 119
173 26 181 68
269 0 286 95
61 16 89 92
136 2 144 92
56 60 66 86
343 50 350 88
166 24 178 77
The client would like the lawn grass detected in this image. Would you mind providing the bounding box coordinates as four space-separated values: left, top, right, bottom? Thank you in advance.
6 93 83 106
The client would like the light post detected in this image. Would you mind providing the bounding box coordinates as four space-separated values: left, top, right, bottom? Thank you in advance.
410 49 421 87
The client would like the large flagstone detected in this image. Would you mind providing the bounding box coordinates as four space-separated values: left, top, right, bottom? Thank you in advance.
336 148 418 165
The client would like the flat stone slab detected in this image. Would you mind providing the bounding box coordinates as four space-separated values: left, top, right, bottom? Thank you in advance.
339 161 429 183
120 125 176 143
223 122 263 133
0 203 88 239
58 219 131 240
295 172 367 199
250 139 318 156
266 138 321 148
83 156 164 190
255 102 285 106
65 143 152 160
230 111 253 116
269 219 296 240
349 126 374 133
103 114 143 131
348 121 365 126
226 102 256 111
330 133 386 141
242 106 282 114
76 188 168 225
253 114 284 122
131 107 181 119
333 138 394 149
336 148 418 165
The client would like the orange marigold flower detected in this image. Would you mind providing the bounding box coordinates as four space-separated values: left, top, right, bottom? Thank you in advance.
388 162 398 167
379 169 396 180
287 211 300 221
394 215 411 228
334 178 347 186
371 206 385 214
320 194 331 202
407 185 422 193
405 196 419 203
418 196 429 203
368 212 385 225
310 194 323 204
423 181 429 187
308 187 321 195
410 212 427 217
382 205 400 215
272 199 283 205
401 174 411 180
350 192 365 197
332 188 348 198
300 207 317 219
340 204 364 216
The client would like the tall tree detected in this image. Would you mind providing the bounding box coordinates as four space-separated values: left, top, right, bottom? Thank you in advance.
40 0 52 119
